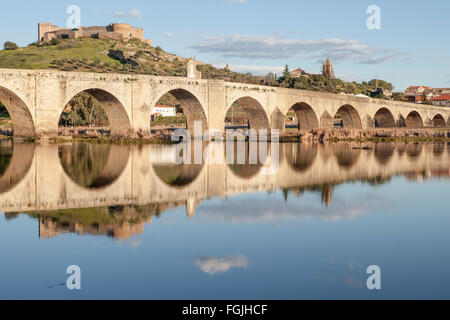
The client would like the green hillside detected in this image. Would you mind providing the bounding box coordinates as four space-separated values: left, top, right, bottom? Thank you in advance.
0 37 187 76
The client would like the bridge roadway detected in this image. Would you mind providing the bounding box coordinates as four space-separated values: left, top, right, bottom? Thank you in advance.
0 142 449 214
0 69 449 138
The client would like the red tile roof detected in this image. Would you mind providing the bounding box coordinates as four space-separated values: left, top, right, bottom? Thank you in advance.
407 86 430 90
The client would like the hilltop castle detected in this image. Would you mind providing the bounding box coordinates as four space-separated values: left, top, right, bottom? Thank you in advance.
38 22 152 46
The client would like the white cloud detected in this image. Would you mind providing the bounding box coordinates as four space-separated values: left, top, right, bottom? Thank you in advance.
192 34 405 64
114 9 143 19
194 255 249 275
163 32 175 38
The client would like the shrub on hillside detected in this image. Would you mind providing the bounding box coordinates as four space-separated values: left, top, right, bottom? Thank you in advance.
3 41 18 50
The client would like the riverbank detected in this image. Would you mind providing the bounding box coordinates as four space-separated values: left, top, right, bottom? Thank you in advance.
2 127 450 144
280 128 450 143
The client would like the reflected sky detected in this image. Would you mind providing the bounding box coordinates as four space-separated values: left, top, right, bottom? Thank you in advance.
0 141 450 299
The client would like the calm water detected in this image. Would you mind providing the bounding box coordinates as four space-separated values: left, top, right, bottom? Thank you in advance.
0 140 450 300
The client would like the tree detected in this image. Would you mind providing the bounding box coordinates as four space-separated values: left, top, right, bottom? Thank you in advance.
59 92 108 127
392 92 405 102
283 65 290 80
421 92 432 105
3 41 18 50
368 79 393 91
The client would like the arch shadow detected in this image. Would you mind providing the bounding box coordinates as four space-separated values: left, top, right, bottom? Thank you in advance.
61 88 132 137
432 114 446 127
283 143 319 172
333 143 361 169
152 89 208 135
374 143 395 165
0 86 35 137
226 97 270 130
406 111 424 127
287 102 319 130
335 105 362 129
374 108 396 128
406 143 423 159
151 142 205 188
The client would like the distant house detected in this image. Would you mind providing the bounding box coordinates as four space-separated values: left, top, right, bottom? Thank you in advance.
430 95 450 107
152 105 176 118
290 67 309 78
431 88 450 97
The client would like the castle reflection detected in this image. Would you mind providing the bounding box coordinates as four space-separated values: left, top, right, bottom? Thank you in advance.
1 140 449 240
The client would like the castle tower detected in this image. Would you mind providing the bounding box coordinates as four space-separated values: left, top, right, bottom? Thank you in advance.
322 58 335 79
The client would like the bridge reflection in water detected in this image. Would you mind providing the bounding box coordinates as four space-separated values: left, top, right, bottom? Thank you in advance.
0 140 449 240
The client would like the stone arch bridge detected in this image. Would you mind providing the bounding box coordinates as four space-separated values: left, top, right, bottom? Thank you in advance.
0 69 449 138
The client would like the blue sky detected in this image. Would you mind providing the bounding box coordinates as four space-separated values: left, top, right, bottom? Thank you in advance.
0 0 449 90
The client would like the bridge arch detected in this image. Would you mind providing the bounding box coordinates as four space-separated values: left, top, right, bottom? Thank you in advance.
151 88 208 135
0 85 35 137
286 102 319 131
432 114 446 127
374 108 396 128
334 104 362 129
226 96 270 131
61 88 132 137
405 111 424 127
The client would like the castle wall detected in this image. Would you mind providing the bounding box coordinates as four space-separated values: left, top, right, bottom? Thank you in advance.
38 23 151 44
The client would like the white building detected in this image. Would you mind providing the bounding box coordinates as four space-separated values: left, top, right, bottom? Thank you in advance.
152 105 176 117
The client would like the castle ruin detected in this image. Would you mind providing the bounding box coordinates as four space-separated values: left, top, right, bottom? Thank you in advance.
38 22 152 46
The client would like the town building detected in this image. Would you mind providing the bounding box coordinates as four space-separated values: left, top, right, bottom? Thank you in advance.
430 95 450 107
405 86 431 96
38 22 152 46
404 86 450 103
290 67 309 78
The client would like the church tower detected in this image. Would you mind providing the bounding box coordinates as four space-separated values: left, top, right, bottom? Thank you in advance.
322 58 335 79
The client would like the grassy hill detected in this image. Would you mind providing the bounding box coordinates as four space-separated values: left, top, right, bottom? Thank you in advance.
0 37 188 76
